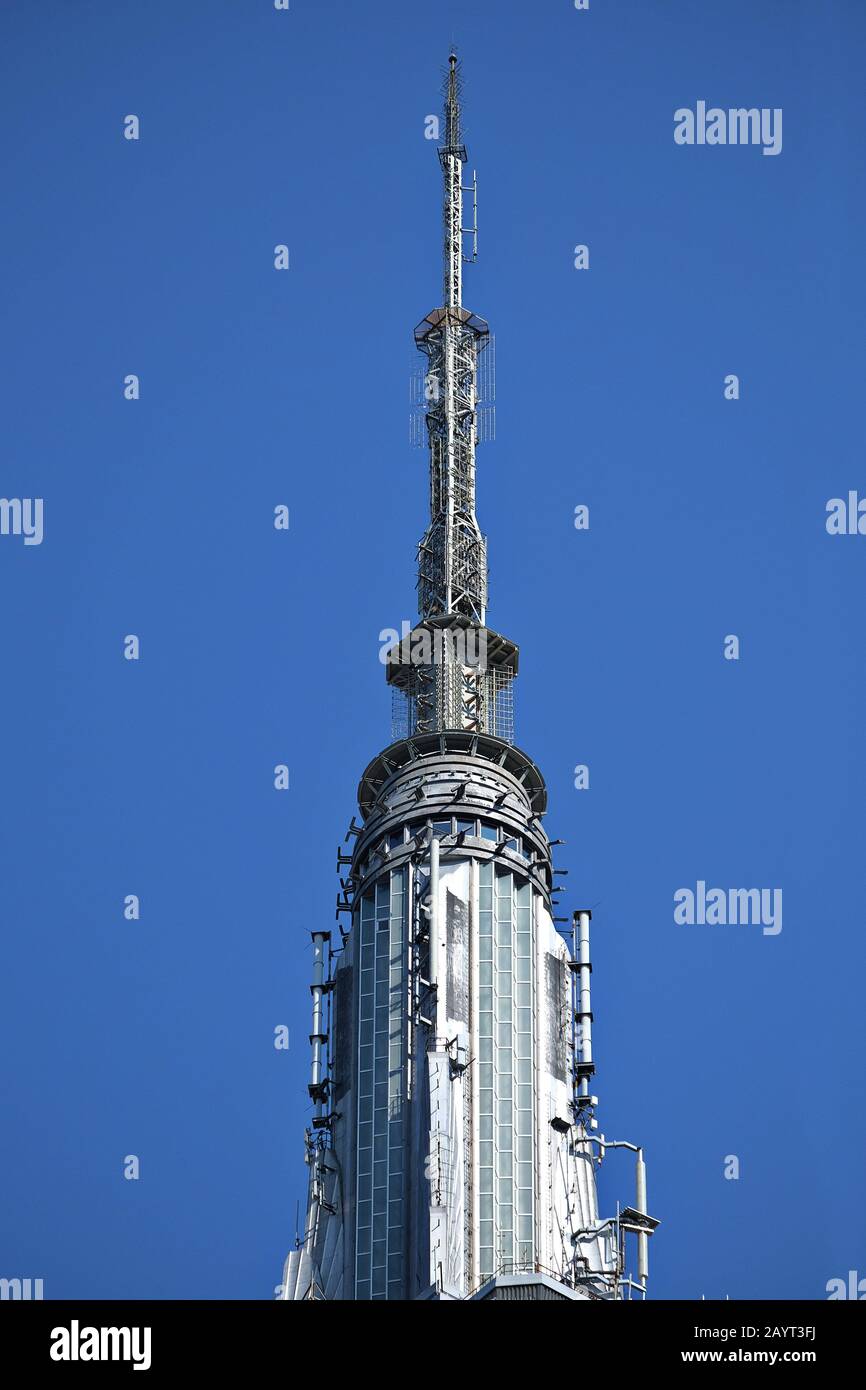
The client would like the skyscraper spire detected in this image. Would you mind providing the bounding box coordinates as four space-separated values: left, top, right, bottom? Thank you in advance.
384 53 516 739
281 53 657 1305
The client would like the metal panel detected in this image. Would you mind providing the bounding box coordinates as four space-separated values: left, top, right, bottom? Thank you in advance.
545 951 568 1084
445 889 469 1024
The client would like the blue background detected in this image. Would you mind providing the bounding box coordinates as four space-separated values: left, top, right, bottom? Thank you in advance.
1 0 864 1300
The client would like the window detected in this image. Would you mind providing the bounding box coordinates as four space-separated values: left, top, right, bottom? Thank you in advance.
477 864 535 1282
355 869 406 1299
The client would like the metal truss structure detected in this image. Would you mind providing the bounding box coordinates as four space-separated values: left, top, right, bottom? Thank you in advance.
388 55 514 740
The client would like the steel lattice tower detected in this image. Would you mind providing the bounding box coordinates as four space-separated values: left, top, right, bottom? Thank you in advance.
281 53 657 1303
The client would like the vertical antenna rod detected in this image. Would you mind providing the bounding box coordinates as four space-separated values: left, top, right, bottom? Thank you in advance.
443 51 463 310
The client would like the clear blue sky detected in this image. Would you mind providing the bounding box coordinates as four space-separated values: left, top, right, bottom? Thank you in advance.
1 0 864 1300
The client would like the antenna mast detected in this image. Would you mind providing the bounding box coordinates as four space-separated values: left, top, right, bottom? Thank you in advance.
387 53 516 742
415 50 488 627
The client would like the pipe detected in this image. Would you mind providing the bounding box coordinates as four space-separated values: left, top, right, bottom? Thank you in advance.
306 932 329 1250
577 1133 653 1292
577 910 592 1097
636 1149 648 1284
310 933 327 1118
429 835 440 994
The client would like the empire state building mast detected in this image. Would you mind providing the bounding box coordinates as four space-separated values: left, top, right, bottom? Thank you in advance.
416 51 488 629
281 53 657 1303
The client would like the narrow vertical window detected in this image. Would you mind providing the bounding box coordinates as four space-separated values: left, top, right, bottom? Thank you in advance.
355 869 406 1299
477 863 535 1282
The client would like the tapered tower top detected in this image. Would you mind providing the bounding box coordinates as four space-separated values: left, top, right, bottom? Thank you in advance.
386 54 518 743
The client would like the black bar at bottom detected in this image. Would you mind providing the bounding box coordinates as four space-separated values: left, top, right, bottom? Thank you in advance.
1 1297 861 1374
